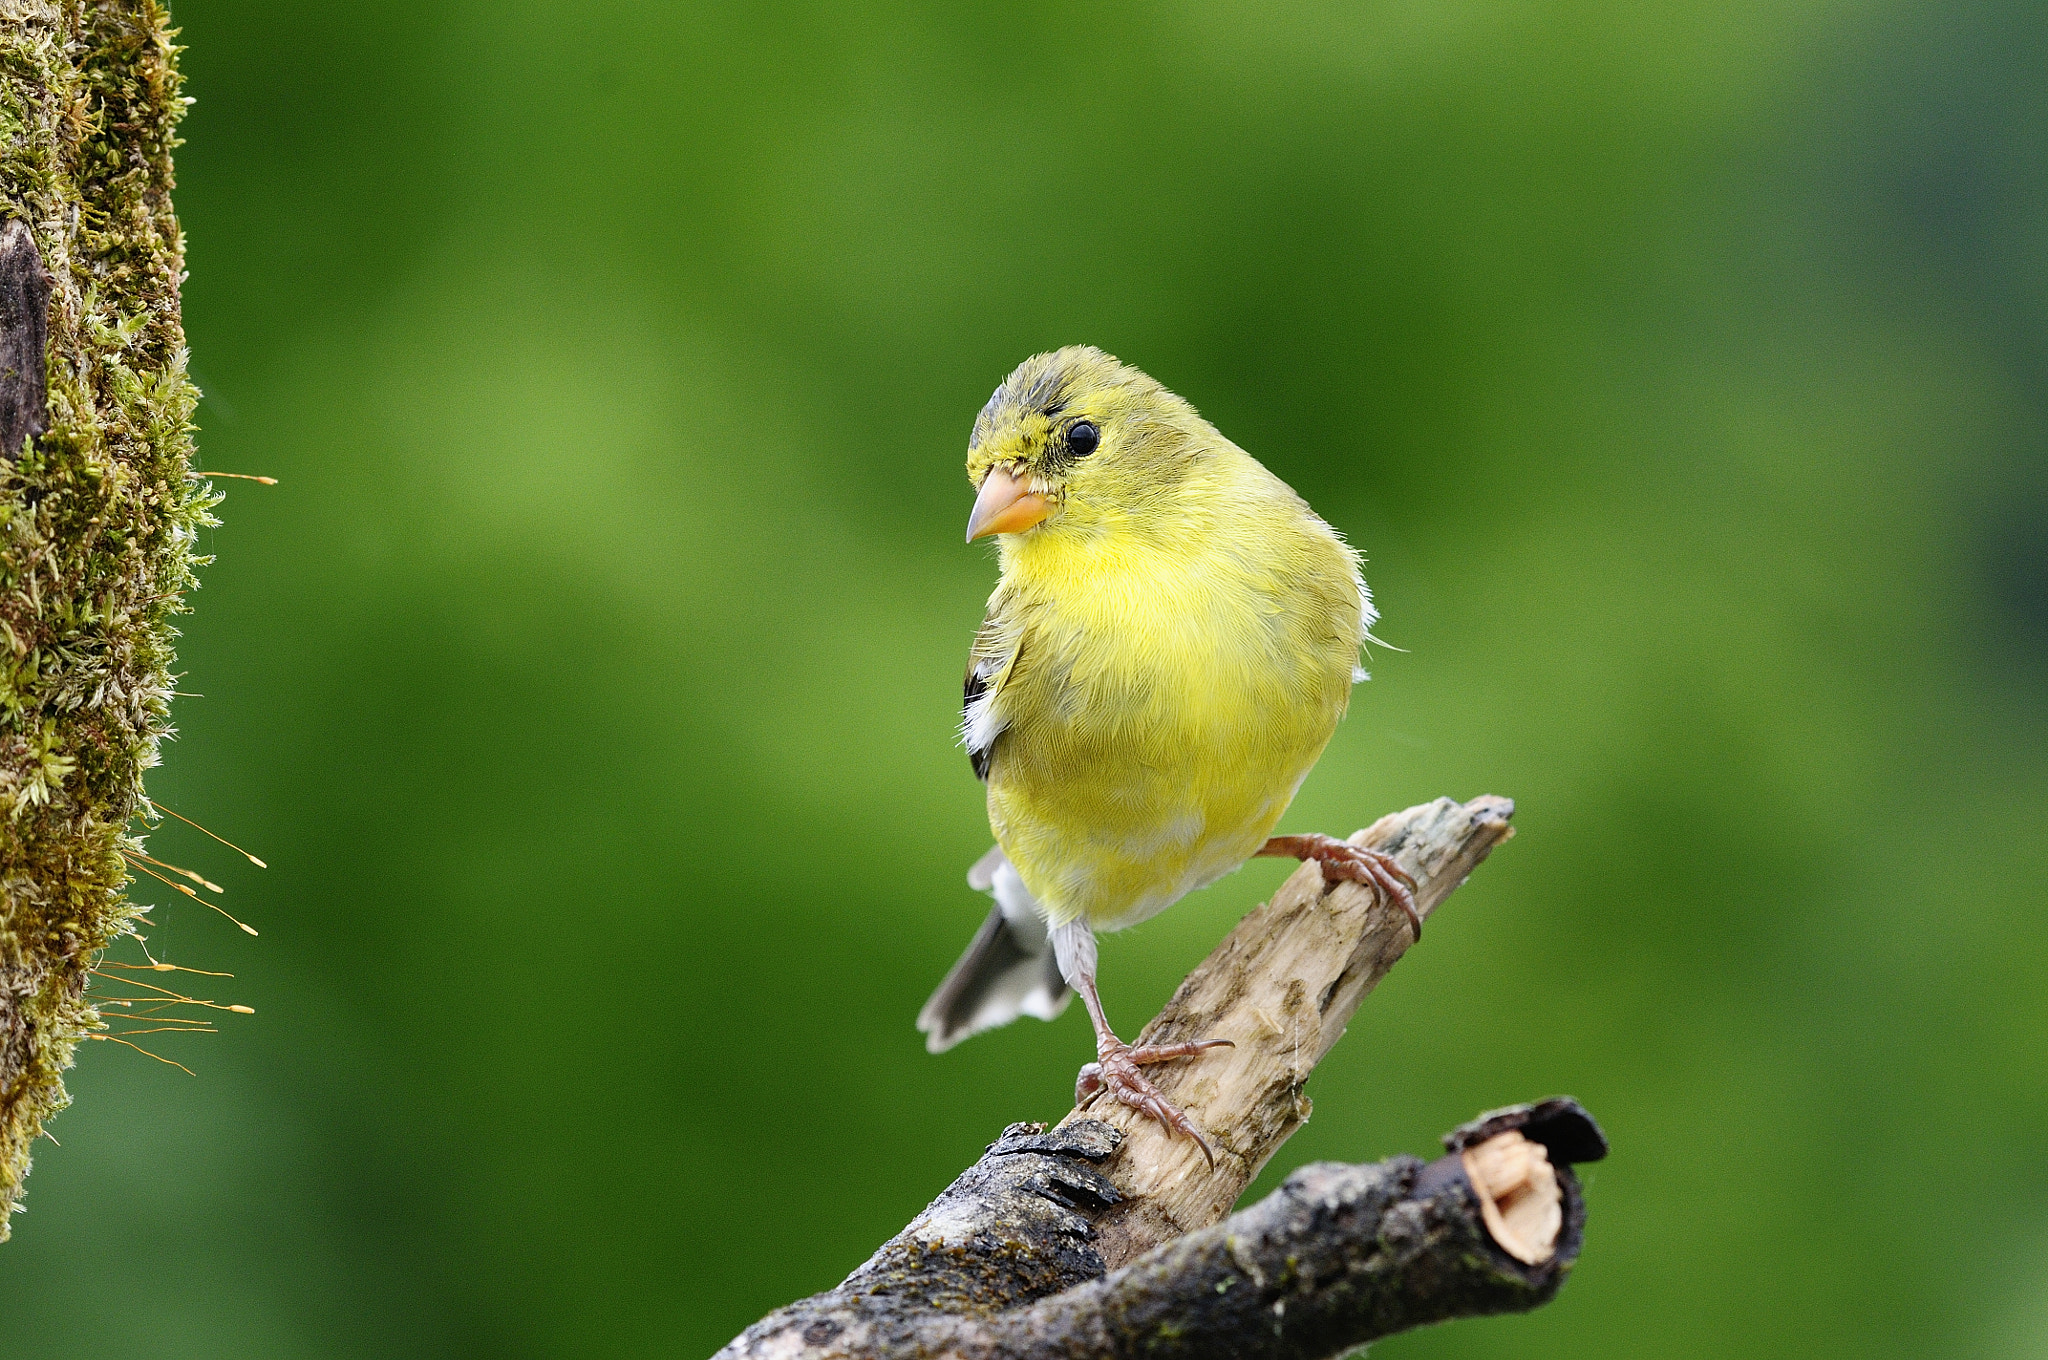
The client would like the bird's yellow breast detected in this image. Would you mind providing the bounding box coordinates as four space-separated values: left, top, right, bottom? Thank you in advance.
983 463 1363 929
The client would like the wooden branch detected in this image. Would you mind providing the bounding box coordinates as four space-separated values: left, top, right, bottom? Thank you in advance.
719 1100 1605 1360
719 796 1578 1360
1075 794 1516 1267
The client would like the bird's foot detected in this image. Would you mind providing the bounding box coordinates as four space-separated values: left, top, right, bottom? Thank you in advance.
1262 833 1422 941
1076 1036 1234 1168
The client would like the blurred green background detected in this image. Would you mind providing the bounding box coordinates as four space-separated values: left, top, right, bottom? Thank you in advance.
6 0 2047 1355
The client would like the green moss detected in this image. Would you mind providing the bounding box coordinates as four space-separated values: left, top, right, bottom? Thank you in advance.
0 0 214 1240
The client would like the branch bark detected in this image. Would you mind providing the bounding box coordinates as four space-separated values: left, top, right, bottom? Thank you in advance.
1074 794 1517 1267
719 797 1602 1360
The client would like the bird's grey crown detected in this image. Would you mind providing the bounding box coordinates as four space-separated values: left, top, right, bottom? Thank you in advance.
971 344 1134 449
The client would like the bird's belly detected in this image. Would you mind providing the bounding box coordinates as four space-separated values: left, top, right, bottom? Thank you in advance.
988 665 1340 930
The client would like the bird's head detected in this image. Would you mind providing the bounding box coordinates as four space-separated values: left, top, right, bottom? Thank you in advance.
963 346 1205 543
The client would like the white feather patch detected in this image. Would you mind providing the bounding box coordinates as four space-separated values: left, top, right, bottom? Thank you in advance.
966 843 1006 892
961 658 1008 757
1353 575 1378 684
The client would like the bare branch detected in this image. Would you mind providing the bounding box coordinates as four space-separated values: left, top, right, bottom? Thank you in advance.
967 1099 1602 1360
719 1100 1605 1360
1074 794 1517 1268
717 797 1588 1360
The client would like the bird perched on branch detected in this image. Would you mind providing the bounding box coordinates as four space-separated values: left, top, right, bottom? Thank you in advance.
918 346 1416 1163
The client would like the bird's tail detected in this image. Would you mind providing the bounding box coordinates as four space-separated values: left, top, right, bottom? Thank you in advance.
917 846 1071 1053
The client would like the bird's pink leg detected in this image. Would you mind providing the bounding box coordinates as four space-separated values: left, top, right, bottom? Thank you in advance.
1065 959 1232 1169
1260 833 1422 941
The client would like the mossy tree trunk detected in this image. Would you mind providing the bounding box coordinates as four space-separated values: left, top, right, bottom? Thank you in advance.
0 0 210 1240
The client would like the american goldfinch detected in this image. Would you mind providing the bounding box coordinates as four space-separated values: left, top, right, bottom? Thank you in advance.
918 346 1416 1160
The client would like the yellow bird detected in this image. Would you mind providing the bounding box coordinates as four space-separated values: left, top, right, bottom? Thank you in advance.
918 346 1415 1160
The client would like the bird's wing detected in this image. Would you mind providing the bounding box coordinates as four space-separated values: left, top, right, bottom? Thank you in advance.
961 603 1025 782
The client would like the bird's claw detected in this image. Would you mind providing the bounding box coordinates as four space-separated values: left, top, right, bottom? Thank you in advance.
1274 834 1422 941
1075 1037 1233 1168
1340 848 1422 941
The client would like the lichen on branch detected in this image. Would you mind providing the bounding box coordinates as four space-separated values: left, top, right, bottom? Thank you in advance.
0 0 215 1239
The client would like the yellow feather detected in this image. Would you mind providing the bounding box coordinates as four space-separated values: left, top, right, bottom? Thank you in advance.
967 348 1368 930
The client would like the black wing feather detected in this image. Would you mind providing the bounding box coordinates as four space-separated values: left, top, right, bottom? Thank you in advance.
964 667 991 781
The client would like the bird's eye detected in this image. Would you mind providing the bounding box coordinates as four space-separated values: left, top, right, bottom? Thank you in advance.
1067 420 1100 458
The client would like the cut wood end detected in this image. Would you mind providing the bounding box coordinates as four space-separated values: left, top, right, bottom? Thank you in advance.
1461 1131 1562 1266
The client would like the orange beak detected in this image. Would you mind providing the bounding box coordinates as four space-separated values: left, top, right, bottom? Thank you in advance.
965 466 1052 542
